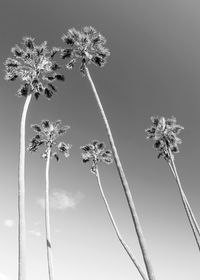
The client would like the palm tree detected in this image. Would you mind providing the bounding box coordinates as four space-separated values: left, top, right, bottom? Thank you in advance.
80 140 148 280
27 119 71 280
146 116 200 250
4 37 65 280
60 26 156 280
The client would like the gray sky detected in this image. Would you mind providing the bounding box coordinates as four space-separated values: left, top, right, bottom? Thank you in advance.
0 0 200 279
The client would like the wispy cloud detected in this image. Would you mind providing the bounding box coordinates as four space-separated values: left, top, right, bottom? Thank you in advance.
0 272 9 280
3 219 15 228
28 230 42 237
37 190 83 210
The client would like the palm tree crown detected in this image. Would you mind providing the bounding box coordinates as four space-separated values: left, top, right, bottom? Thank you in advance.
80 140 113 174
61 26 110 75
27 120 71 161
145 116 184 161
5 37 65 100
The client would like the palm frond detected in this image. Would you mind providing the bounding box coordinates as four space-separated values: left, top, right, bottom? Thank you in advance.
5 58 21 68
28 120 71 160
81 140 113 171
51 63 61 71
61 26 110 72
81 153 91 163
27 134 44 153
41 120 50 130
58 142 71 158
101 156 113 164
61 48 73 59
44 88 54 99
50 47 60 58
52 152 59 161
23 37 35 50
48 83 57 92
80 144 93 153
146 116 184 160
96 142 105 151
31 124 42 133
11 45 25 58
92 140 99 147
17 83 30 97
5 37 65 99
58 142 71 152
61 34 75 45
58 125 70 136
54 74 65 81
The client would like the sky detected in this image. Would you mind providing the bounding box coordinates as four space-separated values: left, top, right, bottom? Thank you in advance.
0 0 200 279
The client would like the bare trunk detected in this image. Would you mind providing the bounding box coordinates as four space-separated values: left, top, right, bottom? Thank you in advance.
18 94 32 280
168 153 200 251
85 66 156 280
168 161 200 238
96 168 148 280
45 147 54 280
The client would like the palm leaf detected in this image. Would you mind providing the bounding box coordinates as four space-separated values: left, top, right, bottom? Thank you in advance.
31 124 42 133
41 120 50 130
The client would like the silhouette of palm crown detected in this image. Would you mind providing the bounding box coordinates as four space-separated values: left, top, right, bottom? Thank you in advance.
146 116 184 161
81 140 113 174
5 37 64 99
61 26 110 74
27 120 71 161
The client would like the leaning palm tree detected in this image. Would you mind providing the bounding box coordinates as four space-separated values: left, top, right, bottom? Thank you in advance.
146 116 200 250
4 37 65 280
27 119 71 280
60 26 156 280
80 140 148 280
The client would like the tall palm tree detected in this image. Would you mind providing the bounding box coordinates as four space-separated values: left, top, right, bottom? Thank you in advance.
146 116 200 250
80 140 148 280
4 37 65 280
60 26 156 280
27 119 71 280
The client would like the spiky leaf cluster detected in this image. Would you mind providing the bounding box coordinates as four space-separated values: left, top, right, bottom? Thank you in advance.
146 116 184 161
5 37 65 99
27 120 71 161
61 26 110 75
80 140 113 174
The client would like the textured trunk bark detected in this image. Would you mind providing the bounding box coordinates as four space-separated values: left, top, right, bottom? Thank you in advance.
85 66 156 280
18 93 32 280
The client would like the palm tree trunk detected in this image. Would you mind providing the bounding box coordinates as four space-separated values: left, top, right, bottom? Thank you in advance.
168 152 200 251
45 147 54 280
168 161 200 238
95 168 148 280
85 66 156 280
18 93 32 280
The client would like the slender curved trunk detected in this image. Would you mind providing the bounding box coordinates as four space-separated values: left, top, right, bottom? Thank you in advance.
168 161 200 238
45 147 54 280
168 153 200 251
95 168 148 280
85 66 156 280
18 93 32 280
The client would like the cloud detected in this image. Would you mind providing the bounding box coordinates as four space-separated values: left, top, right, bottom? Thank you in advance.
37 190 83 210
28 230 42 237
3 219 15 228
0 272 9 280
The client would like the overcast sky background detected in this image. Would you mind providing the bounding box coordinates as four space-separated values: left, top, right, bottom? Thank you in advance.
0 0 200 279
